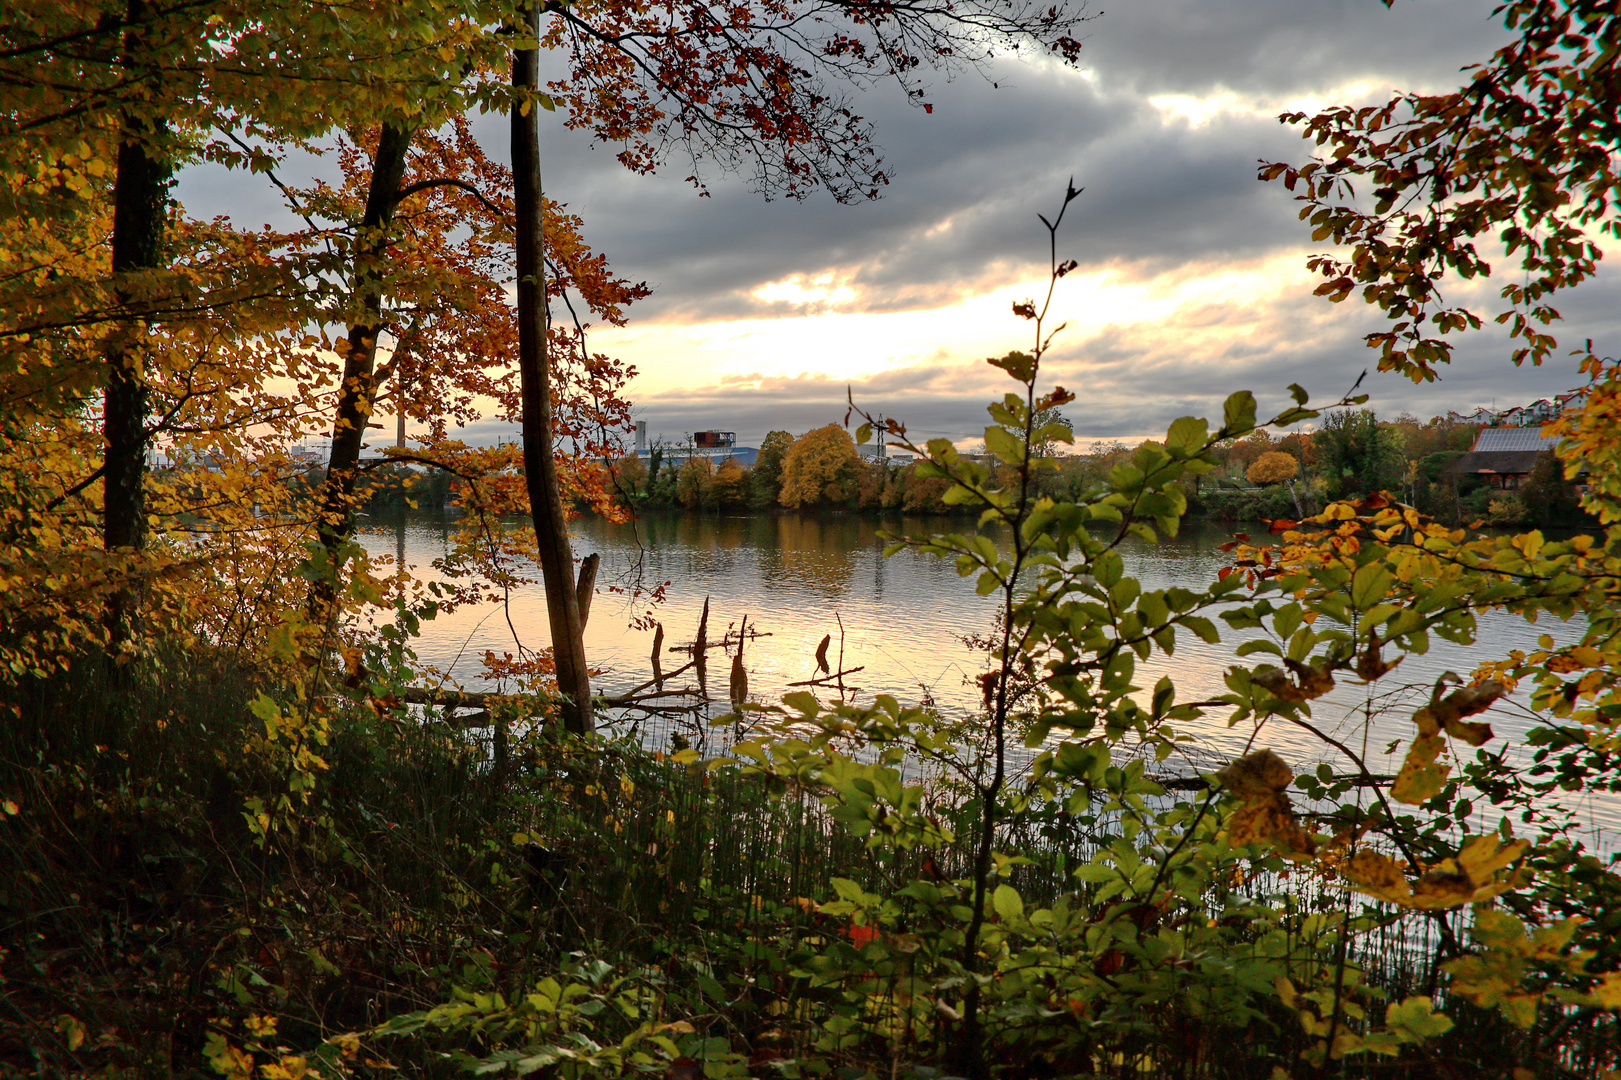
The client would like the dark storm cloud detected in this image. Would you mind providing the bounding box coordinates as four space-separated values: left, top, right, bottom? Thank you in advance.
516 69 1312 323
1087 0 1509 98
502 0 1513 324
179 0 1518 327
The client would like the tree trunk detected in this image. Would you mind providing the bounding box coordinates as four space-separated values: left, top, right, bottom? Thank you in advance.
513 5 593 733
103 0 172 662
307 120 416 626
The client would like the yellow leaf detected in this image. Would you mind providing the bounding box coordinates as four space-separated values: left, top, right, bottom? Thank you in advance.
1454 835 1527 881
1391 732 1449 804
1587 972 1621 1009
1343 837 1525 909
58 1014 85 1052
1217 750 1315 857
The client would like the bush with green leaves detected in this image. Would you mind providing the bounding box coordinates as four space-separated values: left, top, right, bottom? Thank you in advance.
227 188 1621 1080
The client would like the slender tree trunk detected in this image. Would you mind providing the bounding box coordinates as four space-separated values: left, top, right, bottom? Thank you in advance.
104 0 172 662
308 120 415 625
513 5 593 733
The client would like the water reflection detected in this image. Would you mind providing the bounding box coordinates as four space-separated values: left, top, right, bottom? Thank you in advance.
357 508 1613 838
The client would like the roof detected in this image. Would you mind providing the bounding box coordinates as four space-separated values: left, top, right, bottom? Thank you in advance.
1470 427 1561 452
1444 450 1549 476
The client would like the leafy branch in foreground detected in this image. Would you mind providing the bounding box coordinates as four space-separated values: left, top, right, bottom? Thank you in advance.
1261 0 1621 379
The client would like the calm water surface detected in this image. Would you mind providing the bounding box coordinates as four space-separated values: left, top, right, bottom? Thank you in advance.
358 509 1615 841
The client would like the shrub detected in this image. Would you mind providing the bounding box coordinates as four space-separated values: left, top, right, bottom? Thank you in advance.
1247 450 1299 485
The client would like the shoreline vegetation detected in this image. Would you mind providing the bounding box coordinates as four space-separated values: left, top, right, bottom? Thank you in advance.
360 409 1591 530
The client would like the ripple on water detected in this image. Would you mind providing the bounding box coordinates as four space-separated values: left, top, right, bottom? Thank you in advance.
356 509 1613 843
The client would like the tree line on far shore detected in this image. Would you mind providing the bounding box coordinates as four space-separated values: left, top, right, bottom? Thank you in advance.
573 408 1585 527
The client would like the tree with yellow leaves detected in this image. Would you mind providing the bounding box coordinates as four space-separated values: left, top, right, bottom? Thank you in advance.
778 425 860 509
1246 450 1299 486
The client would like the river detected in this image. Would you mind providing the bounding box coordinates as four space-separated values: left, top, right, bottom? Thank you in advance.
356 508 1616 843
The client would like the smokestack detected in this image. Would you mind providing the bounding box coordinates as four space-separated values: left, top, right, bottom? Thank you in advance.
635 420 647 453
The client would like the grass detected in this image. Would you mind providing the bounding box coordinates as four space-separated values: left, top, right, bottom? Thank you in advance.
2 652 1617 1079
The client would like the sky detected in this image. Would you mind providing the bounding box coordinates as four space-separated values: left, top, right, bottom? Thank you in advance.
178 0 1621 453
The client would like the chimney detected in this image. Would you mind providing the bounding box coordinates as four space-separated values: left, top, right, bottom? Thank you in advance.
635 420 647 453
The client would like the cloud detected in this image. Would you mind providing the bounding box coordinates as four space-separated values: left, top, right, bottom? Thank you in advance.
1082 0 1510 98
175 0 1604 458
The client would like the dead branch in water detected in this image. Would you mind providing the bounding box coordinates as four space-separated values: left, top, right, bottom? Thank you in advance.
786 666 865 688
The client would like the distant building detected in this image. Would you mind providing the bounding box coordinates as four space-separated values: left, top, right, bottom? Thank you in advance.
1445 407 1497 426
1445 427 1564 489
1524 398 1558 425
627 427 760 465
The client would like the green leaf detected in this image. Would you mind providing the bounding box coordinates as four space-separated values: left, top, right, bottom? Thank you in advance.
1181 615 1220 644
1137 591 1169 628
1350 564 1395 610
989 351 1037 383
1151 677 1174 719
1222 391 1257 434
1386 995 1455 1040
783 692 821 717
984 425 1024 464
992 883 1023 921
1165 416 1208 454
829 878 869 904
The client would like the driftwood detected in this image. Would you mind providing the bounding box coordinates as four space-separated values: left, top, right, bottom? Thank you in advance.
390 685 528 729
604 604 770 713
396 686 515 710
651 622 665 687
730 615 749 706
604 658 697 705
1151 772 1395 793
786 666 864 688
669 597 771 655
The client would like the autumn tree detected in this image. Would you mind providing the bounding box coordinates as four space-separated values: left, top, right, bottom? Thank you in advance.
677 455 716 508
1263 0 1621 379
779 424 860 509
1223 430 1275 476
751 429 795 506
713 458 748 508
0 0 497 670
1247 450 1299 486
610 451 649 505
